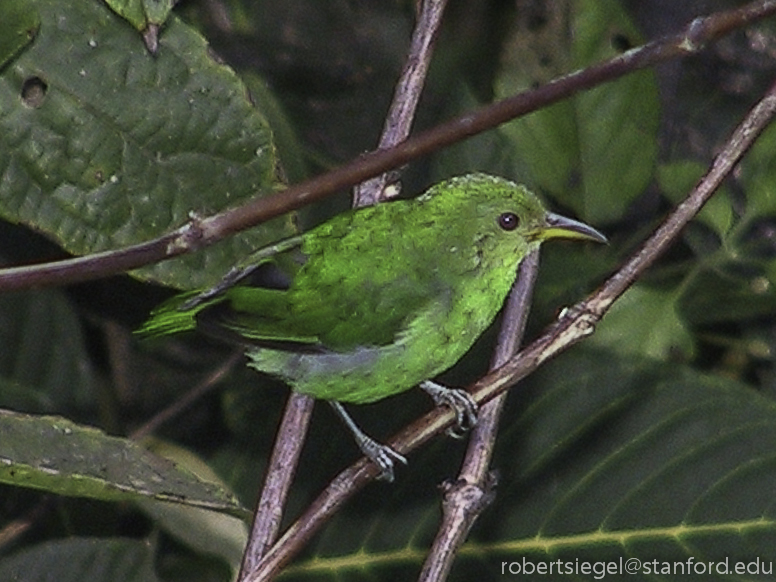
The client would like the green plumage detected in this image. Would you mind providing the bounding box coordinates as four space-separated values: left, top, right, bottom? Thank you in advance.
138 173 605 405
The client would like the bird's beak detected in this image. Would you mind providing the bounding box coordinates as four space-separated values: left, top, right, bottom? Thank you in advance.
532 212 608 244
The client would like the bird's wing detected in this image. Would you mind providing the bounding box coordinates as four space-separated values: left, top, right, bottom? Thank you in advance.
204 273 444 353
204 285 323 349
181 202 462 353
136 234 305 340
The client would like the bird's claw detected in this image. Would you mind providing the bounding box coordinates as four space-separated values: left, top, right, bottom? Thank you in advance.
329 401 407 482
420 381 479 438
441 389 478 438
359 438 407 482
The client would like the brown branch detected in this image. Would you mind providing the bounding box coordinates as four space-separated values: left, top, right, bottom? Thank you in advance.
245 68 776 582
237 393 314 580
353 0 450 205
419 250 540 582
0 498 53 551
2 0 774 291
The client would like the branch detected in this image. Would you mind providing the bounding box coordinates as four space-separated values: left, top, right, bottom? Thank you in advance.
419 250 540 582
353 0 449 205
245 68 776 582
2 0 774 290
237 393 314 580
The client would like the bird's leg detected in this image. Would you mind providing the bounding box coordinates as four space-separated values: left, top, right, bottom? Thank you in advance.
420 380 478 438
329 401 407 482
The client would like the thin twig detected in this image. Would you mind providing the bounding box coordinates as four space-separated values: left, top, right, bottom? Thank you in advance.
237 393 314 580
419 250 540 582
245 70 776 582
239 2 450 579
353 0 449 205
0 498 52 551
130 352 243 440
1 0 773 291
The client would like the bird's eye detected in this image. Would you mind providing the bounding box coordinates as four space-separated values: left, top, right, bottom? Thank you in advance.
497 212 519 231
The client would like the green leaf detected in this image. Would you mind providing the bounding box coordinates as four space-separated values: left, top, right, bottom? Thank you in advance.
0 290 97 412
0 0 39 70
102 0 148 31
680 268 776 326
136 440 248 574
481 350 776 579
0 410 248 517
102 0 176 53
741 121 776 217
242 72 308 185
430 82 532 183
0 0 295 289
658 160 733 236
0 538 160 582
589 284 695 360
103 0 176 30
496 0 659 224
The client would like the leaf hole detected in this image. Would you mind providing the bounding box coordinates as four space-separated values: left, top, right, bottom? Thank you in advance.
21 76 47 108
611 33 634 52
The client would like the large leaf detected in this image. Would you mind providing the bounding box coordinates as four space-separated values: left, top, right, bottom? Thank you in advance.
476 350 776 581
136 440 249 575
0 0 295 289
590 284 695 360
495 0 659 224
741 121 776 218
0 410 248 517
658 160 734 237
429 83 532 183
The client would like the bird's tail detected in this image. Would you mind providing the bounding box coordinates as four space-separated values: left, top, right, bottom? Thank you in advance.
135 290 217 339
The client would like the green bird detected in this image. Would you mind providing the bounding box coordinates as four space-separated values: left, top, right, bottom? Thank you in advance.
138 173 605 481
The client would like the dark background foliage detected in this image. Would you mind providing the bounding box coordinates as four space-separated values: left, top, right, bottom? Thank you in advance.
2 0 776 580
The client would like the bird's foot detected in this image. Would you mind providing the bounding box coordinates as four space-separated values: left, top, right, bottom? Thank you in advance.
420 381 478 438
329 401 407 482
356 434 408 482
